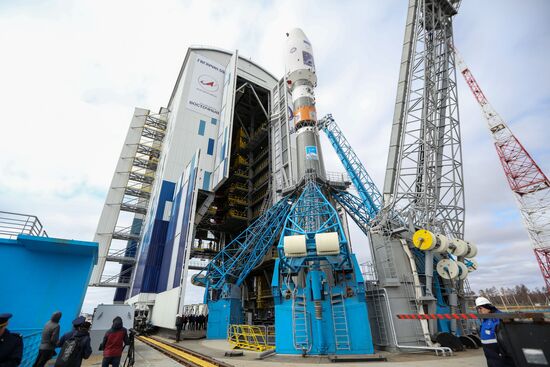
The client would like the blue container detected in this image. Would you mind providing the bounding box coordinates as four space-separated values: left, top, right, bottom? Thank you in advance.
0 234 98 366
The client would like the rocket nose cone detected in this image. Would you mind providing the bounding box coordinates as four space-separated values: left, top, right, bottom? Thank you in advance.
287 28 308 40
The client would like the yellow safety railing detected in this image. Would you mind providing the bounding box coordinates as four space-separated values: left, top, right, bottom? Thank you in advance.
227 324 275 352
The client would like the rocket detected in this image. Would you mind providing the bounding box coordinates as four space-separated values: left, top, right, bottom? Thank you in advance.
285 28 326 179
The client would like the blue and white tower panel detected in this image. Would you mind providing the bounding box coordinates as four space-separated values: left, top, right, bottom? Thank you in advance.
124 47 284 329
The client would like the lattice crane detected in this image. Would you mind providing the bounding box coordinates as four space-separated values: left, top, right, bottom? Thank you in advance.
454 48 550 291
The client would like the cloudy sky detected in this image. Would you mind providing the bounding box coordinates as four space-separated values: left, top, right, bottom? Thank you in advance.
1 0 549 312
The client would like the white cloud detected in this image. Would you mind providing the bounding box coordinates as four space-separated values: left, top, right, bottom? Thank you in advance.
1 0 549 313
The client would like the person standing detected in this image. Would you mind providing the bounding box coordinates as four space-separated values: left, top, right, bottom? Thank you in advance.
99 316 128 367
198 315 205 330
476 297 515 367
175 314 183 342
182 315 188 331
0 313 23 367
191 315 197 331
33 311 62 367
55 316 92 367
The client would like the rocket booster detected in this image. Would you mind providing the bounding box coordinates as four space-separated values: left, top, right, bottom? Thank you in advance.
285 28 326 178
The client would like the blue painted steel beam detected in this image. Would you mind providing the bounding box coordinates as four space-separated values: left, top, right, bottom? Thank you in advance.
319 114 382 218
332 190 376 235
277 181 352 274
196 197 292 291
273 181 376 355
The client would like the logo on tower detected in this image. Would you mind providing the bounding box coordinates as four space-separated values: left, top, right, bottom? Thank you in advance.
198 75 219 93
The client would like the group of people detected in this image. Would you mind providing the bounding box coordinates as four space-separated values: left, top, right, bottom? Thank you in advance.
0 312 130 367
1 297 516 366
174 314 208 342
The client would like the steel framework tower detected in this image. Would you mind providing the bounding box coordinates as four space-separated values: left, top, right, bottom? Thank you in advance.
90 108 168 301
366 0 474 350
384 0 464 238
454 49 550 291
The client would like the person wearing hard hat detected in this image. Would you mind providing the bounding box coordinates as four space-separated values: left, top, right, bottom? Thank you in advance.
475 297 515 367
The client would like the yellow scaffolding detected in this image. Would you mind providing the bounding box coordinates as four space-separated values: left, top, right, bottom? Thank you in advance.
228 194 248 206
227 324 274 352
233 154 249 167
227 208 247 220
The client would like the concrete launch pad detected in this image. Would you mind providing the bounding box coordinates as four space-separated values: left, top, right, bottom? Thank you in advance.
79 338 486 367
80 340 181 367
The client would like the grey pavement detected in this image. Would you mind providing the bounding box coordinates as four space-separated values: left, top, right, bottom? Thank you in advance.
77 337 487 367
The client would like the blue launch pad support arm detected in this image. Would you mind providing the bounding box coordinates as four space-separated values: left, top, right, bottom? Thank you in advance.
319 114 382 218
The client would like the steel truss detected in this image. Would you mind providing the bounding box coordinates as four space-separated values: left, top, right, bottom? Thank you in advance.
455 48 550 290
319 115 382 219
385 0 464 238
278 181 352 273
196 197 292 291
92 110 168 296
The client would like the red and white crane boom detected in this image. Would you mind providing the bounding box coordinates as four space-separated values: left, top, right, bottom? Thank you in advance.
454 47 550 291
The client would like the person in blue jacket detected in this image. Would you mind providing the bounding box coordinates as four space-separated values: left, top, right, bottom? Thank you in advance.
475 297 515 367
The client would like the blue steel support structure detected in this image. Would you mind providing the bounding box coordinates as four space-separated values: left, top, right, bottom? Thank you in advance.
195 197 293 339
319 114 382 218
272 181 374 355
319 114 455 341
199 107 454 350
332 190 377 235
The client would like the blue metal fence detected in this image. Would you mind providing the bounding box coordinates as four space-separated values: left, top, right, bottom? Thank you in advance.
12 328 41 367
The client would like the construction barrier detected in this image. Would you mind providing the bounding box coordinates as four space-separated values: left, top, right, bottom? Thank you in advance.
228 324 275 352
397 313 478 320
397 312 550 321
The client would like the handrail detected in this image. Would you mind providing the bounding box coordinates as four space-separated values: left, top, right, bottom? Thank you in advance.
228 324 274 351
0 211 48 239
379 288 453 356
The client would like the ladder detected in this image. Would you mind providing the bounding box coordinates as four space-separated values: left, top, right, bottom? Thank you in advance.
402 274 427 344
330 291 351 351
292 292 310 352
365 286 390 347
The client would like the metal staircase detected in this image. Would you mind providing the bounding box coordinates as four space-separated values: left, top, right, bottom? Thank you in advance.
292 292 310 352
330 291 351 351
91 109 168 299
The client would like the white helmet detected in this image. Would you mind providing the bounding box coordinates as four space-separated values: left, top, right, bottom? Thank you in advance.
475 296 491 307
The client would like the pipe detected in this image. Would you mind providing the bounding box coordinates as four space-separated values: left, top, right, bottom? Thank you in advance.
448 292 458 333
424 251 438 333
309 268 326 353
380 288 453 356
425 251 434 297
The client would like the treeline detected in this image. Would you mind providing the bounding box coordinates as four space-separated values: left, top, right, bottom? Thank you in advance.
478 284 549 307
